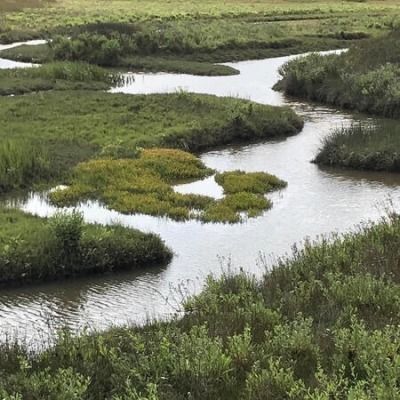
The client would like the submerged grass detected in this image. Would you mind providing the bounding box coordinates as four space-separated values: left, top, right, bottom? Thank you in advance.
2 213 400 397
0 207 172 286
49 149 286 223
0 62 123 95
0 91 303 193
314 122 400 172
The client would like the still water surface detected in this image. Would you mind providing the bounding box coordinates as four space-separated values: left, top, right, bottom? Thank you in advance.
1 47 400 343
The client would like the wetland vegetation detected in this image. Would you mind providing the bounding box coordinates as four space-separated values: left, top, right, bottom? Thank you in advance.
1 0 400 397
0 91 302 193
0 207 172 286
2 214 400 398
276 30 400 118
0 62 123 95
315 123 400 172
1 0 398 74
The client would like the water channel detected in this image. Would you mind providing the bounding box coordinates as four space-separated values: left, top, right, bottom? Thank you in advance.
1 43 400 344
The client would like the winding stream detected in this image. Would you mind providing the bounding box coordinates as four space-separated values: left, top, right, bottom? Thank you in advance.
1 45 400 344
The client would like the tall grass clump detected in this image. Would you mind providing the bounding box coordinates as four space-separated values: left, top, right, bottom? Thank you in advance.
276 30 400 118
0 208 172 286
0 139 51 193
314 122 400 171
2 214 400 397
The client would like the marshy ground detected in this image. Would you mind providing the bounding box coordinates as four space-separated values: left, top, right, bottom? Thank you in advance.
1 0 400 398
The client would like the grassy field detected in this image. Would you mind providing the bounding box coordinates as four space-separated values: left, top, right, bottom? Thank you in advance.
1 213 400 397
0 91 303 193
1 0 398 73
0 207 172 286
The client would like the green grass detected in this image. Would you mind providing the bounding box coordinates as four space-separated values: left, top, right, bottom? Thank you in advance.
0 207 172 286
314 122 400 171
0 62 123 96
0 91 303 193
0 139 52 193
2 213 400 397
49 150 286 223
275 30 400 118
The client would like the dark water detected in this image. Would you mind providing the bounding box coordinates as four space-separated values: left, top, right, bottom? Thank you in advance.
1 48 400 344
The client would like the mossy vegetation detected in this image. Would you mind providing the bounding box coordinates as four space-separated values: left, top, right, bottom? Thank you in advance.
314 123 400 172
0 207 172 286
0 91 303 193
275 30 400 118
49 149 286 223
2 214 400 397
0 62 123 96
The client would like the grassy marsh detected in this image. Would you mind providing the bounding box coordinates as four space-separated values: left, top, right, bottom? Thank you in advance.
275 30 400 118
49 149 287 223
1 0 396 74
0 207 172 286
314 123 400 172
0 91 303 193
2 214 400 397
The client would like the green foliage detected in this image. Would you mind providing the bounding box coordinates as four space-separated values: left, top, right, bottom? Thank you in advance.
3 214 400 397
314 122 400 171
49 149 285 223
276 30 400 118
0 208 172 286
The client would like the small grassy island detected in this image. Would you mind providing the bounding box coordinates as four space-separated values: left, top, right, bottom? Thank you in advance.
0 207 172 286
49 148 287 223
1 214 400 398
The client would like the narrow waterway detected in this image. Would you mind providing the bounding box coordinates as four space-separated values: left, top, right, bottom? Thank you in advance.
1 46 400 344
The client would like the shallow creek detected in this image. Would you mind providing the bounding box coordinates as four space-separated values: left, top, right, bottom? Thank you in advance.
1 45 400 344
